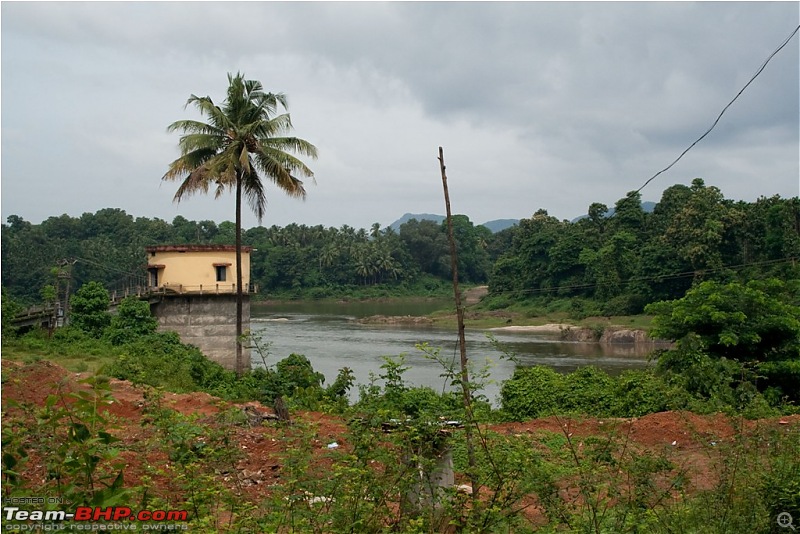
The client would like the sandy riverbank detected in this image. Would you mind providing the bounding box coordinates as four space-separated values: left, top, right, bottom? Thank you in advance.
491 323 670 345
488 323 568 333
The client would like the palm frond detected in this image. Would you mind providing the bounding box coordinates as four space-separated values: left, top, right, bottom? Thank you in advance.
253 151 309 197
260 135 319 161
166 119 224 136
162 147 219 182
242 167 267 221
177 133 227 154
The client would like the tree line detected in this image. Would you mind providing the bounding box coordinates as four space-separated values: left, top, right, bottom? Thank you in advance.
2 178 799 310
488 178 800 315
1 209 494 305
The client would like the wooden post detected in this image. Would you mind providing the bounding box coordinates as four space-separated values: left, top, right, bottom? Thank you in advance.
438 146 479 499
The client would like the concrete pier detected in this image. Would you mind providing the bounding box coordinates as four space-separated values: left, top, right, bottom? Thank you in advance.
150 294 250 371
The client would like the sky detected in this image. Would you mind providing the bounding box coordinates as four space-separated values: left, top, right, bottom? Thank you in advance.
2 2 799 231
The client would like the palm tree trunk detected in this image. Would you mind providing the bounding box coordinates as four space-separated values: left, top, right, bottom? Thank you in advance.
235 172 244 377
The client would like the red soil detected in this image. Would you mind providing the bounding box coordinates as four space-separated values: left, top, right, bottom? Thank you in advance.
3 359 797 526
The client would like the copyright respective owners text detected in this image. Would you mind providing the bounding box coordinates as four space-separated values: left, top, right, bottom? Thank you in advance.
2 499 190 531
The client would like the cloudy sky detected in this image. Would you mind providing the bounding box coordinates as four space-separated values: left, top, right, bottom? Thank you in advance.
2 2 798 231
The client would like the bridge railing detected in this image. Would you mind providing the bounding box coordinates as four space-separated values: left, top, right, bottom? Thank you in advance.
111 283 259 301
14 284 260 324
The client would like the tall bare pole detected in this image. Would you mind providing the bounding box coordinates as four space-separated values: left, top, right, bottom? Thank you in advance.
438 146 479 499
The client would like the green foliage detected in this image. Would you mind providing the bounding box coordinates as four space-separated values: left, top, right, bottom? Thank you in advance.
648 278 800 405
1 408 30 496
500 365 657 419
4 181 799 318
274 353 325 392
69 281 111 337
35 375 130 507
612 369 685 416
647 278 800 362
500 366 564 419
355 355 468 424
500 362 788 420
7 327 119 374
488 182 799 314
1 287 23 340
247 339 353 410
39 284 57 304
105 296 159 345
107 331 240 396
563 365 616 414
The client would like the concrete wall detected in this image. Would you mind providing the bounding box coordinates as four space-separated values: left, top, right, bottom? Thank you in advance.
150 294 251 371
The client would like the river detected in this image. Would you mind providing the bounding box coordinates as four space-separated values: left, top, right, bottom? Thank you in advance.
250 300 657 405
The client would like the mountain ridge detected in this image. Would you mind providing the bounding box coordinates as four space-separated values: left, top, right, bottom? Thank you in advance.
387 213 517 233
388 202 657 233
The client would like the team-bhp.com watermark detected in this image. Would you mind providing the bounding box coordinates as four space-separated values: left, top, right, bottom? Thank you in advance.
2 501 189 531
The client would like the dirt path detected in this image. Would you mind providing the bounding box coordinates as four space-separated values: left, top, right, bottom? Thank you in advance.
463 285 489 305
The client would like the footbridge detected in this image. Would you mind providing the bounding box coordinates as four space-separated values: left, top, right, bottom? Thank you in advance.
11 282 258 331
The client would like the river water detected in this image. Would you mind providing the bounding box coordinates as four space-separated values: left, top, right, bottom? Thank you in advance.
251 300 657 405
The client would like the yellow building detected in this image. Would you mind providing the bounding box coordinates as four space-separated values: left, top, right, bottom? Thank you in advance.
145 244 254 371
145 245 252 294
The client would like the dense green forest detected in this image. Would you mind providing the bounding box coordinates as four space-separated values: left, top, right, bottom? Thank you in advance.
3 179 799 311
489 179 800 315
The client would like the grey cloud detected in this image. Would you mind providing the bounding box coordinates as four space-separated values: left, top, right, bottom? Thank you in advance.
1 2 797 230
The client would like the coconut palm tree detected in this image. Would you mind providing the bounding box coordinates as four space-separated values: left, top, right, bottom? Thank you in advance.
163 73 317 376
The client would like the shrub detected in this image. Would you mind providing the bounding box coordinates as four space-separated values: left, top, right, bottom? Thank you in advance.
612 369 686 416
562 365 616 414
1 288 23 340
500 366 564 419
69 282 111 337
105 297 158 346
107 331 237 395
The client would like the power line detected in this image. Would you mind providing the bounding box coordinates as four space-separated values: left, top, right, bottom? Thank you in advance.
632 24 800 197
72 256 143 279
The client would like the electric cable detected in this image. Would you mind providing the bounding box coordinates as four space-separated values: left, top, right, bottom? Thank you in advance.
632 24 799 197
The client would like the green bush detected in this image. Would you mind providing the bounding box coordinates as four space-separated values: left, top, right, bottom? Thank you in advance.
1 288 23 340
69 282 111 337
501 365 705 420
602 293 647 316
757 359 800 406
612 369 686 416
562 365 615 414
107 331 237 395
501 365 622 419
500 366 564 419
105 297 158 346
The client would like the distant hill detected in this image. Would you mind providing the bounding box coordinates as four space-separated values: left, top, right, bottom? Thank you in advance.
388 213 446 232
390 203 656 233
481 219 519 233
388 213 518 233
570 201 657 223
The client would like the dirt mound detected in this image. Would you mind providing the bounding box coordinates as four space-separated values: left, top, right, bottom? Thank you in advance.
1 359 350 503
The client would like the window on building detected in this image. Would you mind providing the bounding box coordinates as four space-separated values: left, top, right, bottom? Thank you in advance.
215 265 227 282
147 265 163 287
